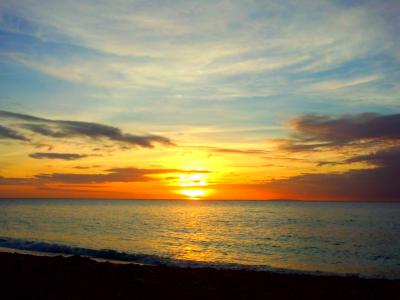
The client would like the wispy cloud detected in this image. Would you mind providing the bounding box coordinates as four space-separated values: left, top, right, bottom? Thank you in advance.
191 146 269 155
0 0 396 103
310 75 381 91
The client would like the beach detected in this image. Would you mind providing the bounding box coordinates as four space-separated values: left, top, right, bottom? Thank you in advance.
1 252 399 300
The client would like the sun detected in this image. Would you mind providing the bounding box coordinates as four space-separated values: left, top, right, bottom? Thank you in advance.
180 189 206 200
177 173 210 200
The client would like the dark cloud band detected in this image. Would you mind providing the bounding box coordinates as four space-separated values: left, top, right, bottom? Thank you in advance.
261 112 400 200
279 113 400 151
0 110 174 148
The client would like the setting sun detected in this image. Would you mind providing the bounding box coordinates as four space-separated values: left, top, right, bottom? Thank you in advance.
179 188 207 199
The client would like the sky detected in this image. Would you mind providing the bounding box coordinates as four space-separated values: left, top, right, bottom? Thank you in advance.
0 0 399 200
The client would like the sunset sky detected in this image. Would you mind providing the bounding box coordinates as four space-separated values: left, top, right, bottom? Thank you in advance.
0 0 399 200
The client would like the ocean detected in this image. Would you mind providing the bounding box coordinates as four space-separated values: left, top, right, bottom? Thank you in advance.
0 199 399 278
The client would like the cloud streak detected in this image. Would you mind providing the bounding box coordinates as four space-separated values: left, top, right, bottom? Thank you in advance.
0 167 210 185
0 124 29 141
0 110 174 149
310 75 381 91
29 152 88 160
193 146 269 155
35 168 166 184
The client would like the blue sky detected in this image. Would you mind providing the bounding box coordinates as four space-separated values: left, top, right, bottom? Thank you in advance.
1 1 399 124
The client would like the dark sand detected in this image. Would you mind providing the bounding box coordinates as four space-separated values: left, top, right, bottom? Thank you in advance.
0 252 399 299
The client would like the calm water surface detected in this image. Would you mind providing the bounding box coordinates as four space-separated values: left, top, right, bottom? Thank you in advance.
0 199 399 278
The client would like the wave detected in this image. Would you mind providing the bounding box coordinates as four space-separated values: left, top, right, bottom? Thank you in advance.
0 237 171 266
0 237 392 279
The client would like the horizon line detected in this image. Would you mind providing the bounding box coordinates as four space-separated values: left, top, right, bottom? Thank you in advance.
0 197 398 203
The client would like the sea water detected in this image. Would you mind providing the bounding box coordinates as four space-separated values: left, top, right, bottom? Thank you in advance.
0 199 399 278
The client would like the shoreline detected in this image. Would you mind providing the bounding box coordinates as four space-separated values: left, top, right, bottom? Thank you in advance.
0 244 397 280
1 252 399 299
1 243 396 280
